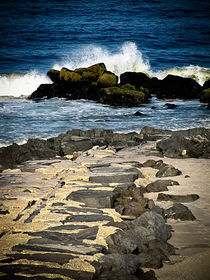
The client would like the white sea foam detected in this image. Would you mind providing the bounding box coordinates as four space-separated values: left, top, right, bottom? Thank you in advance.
53 42 151 76
155 65 210 86
0 71 51 97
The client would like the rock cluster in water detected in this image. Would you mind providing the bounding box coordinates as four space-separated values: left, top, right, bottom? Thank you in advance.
28 63 210 106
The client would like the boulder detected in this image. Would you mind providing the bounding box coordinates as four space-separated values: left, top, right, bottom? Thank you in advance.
145 179 179 193
97 71 118 87
156 164 182 177
157 193 199 203
164 103 177 109
0 139 56 171
203 79 210 89
120 72 159 93
113 185 153 217
99 86 149 107
156 127 210 158
60 67 82 83
164 203 196 220
28 84 53 99
47 69 60 83
200 88 210 104
156 74 202 99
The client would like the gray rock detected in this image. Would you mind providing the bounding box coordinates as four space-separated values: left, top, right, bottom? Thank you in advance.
164 203 196 220
89 173 140 184
156 164 182 177
145 179 179 193
67 190 114 208
62 214 113 223
156 127 210 158
158 193 199 203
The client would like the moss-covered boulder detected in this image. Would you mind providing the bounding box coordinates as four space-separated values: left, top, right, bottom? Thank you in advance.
99 86 149 106
47 69 60 83
60 67 82 82
97 71 118 88
200 88 210 104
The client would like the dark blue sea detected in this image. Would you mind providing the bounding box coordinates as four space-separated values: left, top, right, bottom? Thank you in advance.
0 0 210 146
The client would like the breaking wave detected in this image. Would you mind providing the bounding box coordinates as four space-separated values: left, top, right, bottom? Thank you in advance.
0 42 209 97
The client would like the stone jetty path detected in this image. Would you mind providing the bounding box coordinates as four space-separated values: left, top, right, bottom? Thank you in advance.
0 143 210 279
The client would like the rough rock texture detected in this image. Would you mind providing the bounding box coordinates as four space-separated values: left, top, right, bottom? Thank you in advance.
156 127 210 158
145 179 179 193
157 193 199 203
155 74 202 99
156 164 182 177
106 211 174 269
164 203 196 221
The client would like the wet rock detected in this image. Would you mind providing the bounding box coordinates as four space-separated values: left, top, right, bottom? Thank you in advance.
145 179 179 192
164 103 177 109
203 79 210 89
156 164 182 177
200 88 210 104
156 74 202 99
140 126 172 141
97 71 118 87
164 203 196 220
99 86 149 107
47 69 60 83
157 193 199 202
134 111 146 116
67 190 114 208
156 127 210 158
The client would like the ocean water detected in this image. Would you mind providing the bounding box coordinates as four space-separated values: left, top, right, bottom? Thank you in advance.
0 0 210 146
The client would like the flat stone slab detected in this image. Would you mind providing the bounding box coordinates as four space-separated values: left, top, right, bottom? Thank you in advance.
157 193 199 202
62 214 113 223
89 172 140 184
67 189 114 208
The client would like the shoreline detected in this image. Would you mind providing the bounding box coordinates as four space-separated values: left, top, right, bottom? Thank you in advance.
0 127 210 279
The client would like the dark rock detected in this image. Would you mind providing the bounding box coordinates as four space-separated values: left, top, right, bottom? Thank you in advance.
0 139 56 171
95 254 140 275
99 86 149 107
200 88 210 104
145 179 179 193
164 203 196 220
134 111 146 116
156 74 202 99
106 211 174 255
142 159 156 167
97 71 118 87
203 79 210 89
0 264 93 280
47 69 60 83
67 190 114 208
140 126 172 141
164 103 177 109
89 172 140 184
156 164 182 177
156 127 210 158
113 185 153 217
157 193 199 202
6 252 75 265
62 214 113 223
120 72 159 94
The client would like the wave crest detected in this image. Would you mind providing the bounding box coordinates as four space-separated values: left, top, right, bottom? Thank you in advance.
0 71 51 97
53 42 151 76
